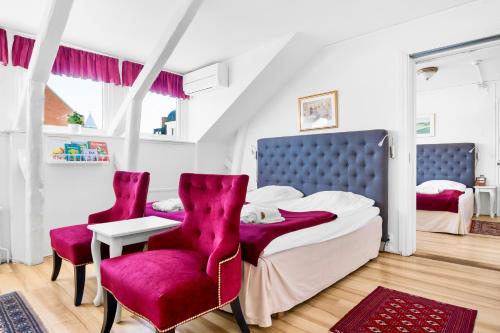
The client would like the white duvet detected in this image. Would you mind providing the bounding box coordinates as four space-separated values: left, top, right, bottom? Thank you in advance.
260 191 380 256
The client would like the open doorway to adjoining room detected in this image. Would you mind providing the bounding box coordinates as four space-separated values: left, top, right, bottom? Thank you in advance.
410 38 500 270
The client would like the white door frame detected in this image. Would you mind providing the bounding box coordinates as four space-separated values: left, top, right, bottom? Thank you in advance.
399 52 417 256
400 38 500 256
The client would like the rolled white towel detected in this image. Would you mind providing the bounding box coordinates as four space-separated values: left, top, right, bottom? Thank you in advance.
241 204 285 224
152 198 184 212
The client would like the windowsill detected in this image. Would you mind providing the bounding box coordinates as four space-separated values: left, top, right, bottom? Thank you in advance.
1 129 195 144
139 134 195 144
44 128 114 138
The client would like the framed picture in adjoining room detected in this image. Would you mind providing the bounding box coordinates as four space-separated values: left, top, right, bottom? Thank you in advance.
416 114 435 137
298 90 338 131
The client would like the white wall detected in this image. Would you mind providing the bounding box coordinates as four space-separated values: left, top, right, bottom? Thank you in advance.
4 133 196 261
0 134 10 260
416 83 497 182
0 54 198 262
235 0 500 254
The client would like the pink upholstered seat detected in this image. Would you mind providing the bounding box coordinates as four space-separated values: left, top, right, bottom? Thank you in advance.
100 173 250 333
50 224 94 265
49 171 150 306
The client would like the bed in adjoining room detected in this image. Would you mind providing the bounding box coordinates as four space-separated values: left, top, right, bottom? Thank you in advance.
146 129 389 327
416 143 475 235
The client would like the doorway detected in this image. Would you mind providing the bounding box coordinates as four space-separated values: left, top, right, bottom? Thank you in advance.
406 37 500 269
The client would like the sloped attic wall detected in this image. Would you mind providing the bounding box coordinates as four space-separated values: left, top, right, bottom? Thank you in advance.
187 33 319 143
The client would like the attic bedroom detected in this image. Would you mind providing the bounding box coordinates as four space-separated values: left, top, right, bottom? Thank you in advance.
0 1 499 332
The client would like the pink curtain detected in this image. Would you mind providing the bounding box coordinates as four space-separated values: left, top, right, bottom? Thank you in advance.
0 29 8 66
11 35 121 85
11 35 34 68
122 60 188 99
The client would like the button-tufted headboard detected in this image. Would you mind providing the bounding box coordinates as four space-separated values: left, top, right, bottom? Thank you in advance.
417 143 475 188
257 129 389 241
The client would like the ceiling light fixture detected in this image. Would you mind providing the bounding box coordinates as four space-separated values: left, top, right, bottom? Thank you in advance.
417 66 439 80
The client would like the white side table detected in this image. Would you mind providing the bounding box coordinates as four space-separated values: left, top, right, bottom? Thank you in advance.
474 185 497 218
88 216 180 322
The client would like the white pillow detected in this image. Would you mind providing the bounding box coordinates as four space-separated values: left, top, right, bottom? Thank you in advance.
418 180 466 192
246 185 303 204
276 191 375 217
415 186 440 195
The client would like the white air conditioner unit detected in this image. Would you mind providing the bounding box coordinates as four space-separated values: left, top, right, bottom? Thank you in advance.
183 63 228 96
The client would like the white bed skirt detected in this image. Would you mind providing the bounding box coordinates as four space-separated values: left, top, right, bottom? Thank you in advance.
416 188 474 235
225 217 382 327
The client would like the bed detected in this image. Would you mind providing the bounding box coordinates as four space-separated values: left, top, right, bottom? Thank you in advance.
146 129 389 327
416 143 475 235
232 130 388 326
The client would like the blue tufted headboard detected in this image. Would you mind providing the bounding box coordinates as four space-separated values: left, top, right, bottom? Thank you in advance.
257 129 389 241
417 143 475 188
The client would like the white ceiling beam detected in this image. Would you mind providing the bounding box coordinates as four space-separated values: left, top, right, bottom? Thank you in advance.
24 0 74 265
108 0 203 137
13 0 75 131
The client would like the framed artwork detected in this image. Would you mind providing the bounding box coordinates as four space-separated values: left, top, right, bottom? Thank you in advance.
416 114 435 137
298 90 338 131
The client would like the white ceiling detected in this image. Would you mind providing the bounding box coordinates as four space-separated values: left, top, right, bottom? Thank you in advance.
417 44 500 90
0 0 476 73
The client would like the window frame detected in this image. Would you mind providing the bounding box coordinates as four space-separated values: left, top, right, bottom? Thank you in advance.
43 74 107 135
139 95 183 141
41 75 189 142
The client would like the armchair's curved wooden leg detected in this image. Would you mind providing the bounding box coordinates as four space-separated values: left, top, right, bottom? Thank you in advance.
101 290 117 333
51 250 62 281
230 297 250 333
74 265 86 306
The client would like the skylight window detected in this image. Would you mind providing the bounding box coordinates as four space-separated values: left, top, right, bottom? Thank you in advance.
44 75 103 129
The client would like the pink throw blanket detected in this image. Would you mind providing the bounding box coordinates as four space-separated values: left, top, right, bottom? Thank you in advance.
145 203 336 265
416 190 464 213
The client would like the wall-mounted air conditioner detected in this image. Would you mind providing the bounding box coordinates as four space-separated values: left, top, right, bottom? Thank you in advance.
183 63 228 96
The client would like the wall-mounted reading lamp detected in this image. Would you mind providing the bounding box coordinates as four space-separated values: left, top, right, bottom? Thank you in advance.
251 145 258 159
469 146 479 166
378 134 396 159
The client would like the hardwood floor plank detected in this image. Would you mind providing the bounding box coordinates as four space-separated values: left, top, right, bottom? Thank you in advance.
416 230 500 270
0 252 499 332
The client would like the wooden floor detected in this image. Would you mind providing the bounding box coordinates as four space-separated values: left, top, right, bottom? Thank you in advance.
1 253 499 333
473 214 500 223
416 230 500 270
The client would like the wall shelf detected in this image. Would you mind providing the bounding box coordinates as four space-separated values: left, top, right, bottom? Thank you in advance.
47 154 110 165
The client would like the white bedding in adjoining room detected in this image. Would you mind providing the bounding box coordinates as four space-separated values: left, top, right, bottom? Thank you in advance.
417 187 474 234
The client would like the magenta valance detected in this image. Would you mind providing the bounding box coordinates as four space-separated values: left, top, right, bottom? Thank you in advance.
11 35 121 85
0 29 8 66
122 61 188 99
11 35 34 68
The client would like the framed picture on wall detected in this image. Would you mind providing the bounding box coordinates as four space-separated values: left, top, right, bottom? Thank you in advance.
416 114 435 137
298 90 338 131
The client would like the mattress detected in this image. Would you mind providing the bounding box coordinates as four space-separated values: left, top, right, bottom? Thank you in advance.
262 206 380 256
224 215 382 327
416 188 474 234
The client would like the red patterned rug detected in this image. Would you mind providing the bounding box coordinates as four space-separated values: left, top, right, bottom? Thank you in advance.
470 219 500 236
330 287 477 333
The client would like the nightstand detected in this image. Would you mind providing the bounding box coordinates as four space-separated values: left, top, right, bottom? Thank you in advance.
474 185 497 218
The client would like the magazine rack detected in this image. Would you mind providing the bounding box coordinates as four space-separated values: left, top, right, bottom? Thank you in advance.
46 136 110 165
47 154 110 164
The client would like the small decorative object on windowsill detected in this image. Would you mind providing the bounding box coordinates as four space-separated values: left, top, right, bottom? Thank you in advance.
67 111 85 134
475 175 486 186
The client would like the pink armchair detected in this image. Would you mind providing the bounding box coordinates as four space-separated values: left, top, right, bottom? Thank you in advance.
49 171 150 306
100 173 250 333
